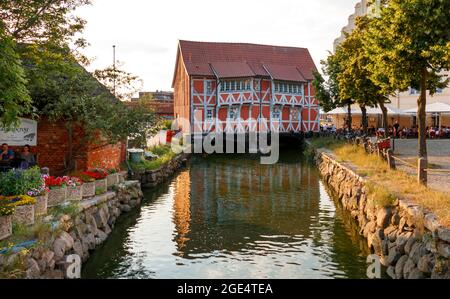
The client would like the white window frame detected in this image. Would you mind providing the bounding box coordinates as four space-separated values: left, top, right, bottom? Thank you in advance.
255 79 261 91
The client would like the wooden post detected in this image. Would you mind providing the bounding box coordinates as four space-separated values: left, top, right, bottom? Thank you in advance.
418 158 427 186
387 149 396 170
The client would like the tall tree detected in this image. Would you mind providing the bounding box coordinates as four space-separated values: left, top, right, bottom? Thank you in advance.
0 0 90 45
0 26 32 129
337 17 390 135
0 0 91 129
93 62 143 101
314 51 355 131
365 0 450 158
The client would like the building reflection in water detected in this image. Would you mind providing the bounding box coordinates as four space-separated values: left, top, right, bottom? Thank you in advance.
172 170 191 254
171 155 321 257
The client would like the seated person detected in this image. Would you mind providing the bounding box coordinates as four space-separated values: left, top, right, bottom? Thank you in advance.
0 143 14 161
19 144 36 169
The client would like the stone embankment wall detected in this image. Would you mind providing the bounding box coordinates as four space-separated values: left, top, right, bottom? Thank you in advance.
131 154 189 188
316 150 450 279
0 181 143 279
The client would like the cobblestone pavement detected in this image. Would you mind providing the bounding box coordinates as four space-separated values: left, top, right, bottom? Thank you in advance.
392 139 450 194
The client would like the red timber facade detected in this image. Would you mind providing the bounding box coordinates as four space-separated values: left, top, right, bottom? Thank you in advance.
172 40 320 135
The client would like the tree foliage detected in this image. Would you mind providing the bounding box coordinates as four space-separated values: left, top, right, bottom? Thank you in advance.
0 26 32 129
0 0 90 46
365 0 450 158
93 62 143 101
337 17 390 134
0 0 91 130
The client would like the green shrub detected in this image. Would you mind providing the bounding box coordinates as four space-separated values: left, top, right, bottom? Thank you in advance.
130 145 176 171
0 167 42 196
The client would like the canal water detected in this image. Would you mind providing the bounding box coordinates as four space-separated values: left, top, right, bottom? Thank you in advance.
82 150 371 279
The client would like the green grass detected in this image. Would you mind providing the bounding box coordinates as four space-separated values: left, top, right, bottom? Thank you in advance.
48 202 81 220
313 138 450 226
130 145 177 171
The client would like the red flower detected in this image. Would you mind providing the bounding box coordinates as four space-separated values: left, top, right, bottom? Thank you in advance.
82 169 108 180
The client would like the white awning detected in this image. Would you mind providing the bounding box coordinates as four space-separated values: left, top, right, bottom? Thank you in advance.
323 106 408 116
404 102 450 114
325 107 358 115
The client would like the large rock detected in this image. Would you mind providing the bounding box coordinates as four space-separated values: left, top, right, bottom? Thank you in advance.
95 230 108 245
417 254 435 274
408 268 424 279
58 231 74 251
368 229 384 256
53 238 66 261
94 207 108 229
386 266 396 279
26 258 40 279
395 255 408 279
396 232 412 255
73 240 84 260
120 205 131 213
437 228 450 243
404 237 418 255
424 214 440 233
42 269 64 279
403 258 416 279
387 247 402 265
437 242 450 259
409 242 427 264
82 233 96 250
376 207 391 229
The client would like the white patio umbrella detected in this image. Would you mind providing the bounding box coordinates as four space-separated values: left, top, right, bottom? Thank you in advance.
404 102 450 129
404 102 450 114
325 107 360 115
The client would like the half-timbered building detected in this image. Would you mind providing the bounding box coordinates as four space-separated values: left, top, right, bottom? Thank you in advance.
172 40 320 135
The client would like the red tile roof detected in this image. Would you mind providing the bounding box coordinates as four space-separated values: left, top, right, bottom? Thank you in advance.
210 62 255 79
175 40 317 84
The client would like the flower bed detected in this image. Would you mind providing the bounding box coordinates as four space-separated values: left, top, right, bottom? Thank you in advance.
0 215 12 241
95 179 107 194
67 185 83 201
44 176 81 207
107 173 119 189
83 169 109 195
0 195 37 226
14 205 35 226
0 203 14 241
82 182 96 198
0 167 43 197
34 193 48 216
106 168 120 188
48 187 67 207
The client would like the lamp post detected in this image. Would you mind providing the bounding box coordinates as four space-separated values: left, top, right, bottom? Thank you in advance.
113 45 116 97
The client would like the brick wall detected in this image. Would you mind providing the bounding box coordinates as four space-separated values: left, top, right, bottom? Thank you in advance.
9 118 126 175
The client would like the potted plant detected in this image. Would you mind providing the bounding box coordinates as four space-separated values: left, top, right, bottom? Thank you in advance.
44 176 69 207
0 167 45 218
83 169 108 195
1 195 37 226
0 202 14 241
106 168 120 189
76 174 96 198
27 178 50 216
66 177 83 202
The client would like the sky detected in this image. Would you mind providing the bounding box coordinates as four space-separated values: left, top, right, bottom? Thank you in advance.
76 0 358 92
